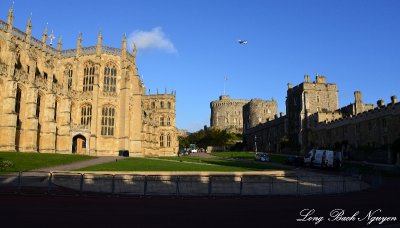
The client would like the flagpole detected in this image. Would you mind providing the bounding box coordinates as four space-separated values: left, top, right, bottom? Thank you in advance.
223 76 228 95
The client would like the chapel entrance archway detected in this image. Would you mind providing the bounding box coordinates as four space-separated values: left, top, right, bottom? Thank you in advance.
72 134 86 154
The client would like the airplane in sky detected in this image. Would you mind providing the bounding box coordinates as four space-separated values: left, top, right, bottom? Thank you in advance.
238 39 248 44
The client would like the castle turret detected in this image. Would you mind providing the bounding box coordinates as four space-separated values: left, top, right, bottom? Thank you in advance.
354 91 362 103
243 99 278 130
315 75 326 84
354 91 363 114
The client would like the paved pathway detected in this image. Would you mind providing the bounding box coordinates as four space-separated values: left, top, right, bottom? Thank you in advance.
32 156 127 172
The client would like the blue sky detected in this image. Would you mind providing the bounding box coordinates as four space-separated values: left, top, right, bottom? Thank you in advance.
2 0 399 132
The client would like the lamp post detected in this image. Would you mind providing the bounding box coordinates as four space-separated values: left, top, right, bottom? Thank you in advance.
254 135 257 153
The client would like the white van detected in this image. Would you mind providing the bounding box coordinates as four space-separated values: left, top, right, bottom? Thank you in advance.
304 149 342 168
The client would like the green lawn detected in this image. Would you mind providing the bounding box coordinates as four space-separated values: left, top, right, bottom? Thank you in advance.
153 156 291 170
211 151 290 164
0 152 93 172
211 151 255 160
78 157 255 172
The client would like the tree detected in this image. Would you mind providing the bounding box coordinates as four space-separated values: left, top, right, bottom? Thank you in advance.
184 128 237 149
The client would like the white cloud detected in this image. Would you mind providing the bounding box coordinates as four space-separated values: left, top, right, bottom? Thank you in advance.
128 27 177 54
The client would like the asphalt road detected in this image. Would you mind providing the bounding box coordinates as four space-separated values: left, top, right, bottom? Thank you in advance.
0 177 399 228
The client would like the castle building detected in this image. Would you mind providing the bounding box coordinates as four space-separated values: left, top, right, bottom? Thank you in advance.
309 95 399 163
243 75 400 163
286 75 339 149
210 95 248 134
0 8 178 156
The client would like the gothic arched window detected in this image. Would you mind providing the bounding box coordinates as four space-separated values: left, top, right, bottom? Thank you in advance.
80 104 92 126
160 116 165 126
160 134 164 147
167 134 171 147
83 63 95 92
101 106 115 136
15 87 22 129
167 117 171 126
36 95 41 118
103 64 117 92
65 65 73 90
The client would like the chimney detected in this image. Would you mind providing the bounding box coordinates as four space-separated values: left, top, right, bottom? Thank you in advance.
304 74 310 83
377 99 385 108
287 83 292 89
280 112 284 117
391 95 397 104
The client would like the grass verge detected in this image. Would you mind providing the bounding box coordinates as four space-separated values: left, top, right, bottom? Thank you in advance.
0 152 93 172
77 157 254 172
154 156 291 170
211 151 290 164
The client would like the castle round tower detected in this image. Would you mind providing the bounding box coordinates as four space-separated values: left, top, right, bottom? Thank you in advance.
243 99 278 130
210 95 248 134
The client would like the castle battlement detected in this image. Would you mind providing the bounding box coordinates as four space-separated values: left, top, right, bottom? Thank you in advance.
315 98 399 130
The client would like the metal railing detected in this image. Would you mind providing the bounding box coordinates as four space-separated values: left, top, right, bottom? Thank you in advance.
0 171 368 197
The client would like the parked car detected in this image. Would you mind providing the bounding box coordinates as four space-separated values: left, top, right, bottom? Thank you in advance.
285 155 304 167
178 149 188 156
255 152 270 162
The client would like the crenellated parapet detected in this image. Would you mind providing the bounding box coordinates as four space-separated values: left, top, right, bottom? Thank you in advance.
314 98 399 130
